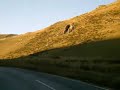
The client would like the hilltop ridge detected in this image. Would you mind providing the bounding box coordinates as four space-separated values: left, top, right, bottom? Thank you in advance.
0 34 17 39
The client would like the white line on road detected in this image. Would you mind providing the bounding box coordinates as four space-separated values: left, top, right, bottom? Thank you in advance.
40 73 108 90
36 80 56 90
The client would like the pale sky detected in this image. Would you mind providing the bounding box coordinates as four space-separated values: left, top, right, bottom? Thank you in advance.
0 0 115 34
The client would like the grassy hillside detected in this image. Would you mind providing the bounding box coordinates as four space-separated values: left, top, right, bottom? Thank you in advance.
0 39 120 89
35 38 120 59
0 1 120 89
0 0 120 59
0 34 17 39
0 32 38 58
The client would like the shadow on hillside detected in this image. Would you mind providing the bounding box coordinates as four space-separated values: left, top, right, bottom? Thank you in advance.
0 38 120 90
28 38 120 60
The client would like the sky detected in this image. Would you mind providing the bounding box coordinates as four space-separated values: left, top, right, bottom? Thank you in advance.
0 0 115 34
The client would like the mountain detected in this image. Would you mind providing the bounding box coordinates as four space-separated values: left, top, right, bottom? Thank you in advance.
0 1 120 59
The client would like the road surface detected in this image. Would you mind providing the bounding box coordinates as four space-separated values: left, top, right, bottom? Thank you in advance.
0 67 107 90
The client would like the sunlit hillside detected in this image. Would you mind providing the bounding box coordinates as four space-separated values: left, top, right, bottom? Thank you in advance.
0 1 120 89
0 0 120 59
0 33 36 58
0 34 17 39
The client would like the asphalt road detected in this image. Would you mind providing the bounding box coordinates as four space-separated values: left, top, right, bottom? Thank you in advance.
0 67 107 90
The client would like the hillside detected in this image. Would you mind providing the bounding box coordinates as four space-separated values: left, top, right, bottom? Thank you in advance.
0 34 17 39
0 1 120 89
0 32 39 58
0 1 120 59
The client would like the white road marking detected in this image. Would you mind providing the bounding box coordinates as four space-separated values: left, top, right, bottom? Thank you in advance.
38 73 108 90
36 80 56 90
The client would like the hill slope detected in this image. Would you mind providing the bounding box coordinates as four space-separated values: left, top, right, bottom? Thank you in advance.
0 1 120 59
0 1 120 89
0 34 17 39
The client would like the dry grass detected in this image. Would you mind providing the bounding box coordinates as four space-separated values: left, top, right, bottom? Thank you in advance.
0 1 120 89
0 1 119 59
0 34 17 39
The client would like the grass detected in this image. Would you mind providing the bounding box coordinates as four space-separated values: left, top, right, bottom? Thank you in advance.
0 1 120 90
0 34 17 39
37 38 120 59
0 57 119 89
0 38 120 89
0 0 120 59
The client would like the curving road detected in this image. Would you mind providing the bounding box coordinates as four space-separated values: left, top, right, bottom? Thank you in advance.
0 67 107 90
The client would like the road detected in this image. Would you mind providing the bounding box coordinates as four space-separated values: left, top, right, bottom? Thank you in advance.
0 67 107 90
